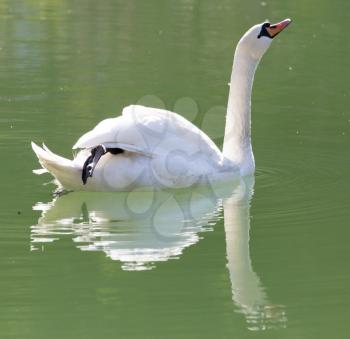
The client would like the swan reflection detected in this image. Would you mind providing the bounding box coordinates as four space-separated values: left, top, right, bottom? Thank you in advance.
31 183 231 270
31 179 286 329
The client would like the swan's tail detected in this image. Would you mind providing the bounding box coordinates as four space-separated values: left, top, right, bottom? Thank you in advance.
31 142 82 190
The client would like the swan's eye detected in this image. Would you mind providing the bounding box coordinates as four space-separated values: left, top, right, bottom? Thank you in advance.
257 22 271 39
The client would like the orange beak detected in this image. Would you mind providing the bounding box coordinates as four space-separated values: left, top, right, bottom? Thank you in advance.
266 18 292 38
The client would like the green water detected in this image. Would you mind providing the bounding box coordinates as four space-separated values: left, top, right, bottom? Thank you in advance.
1 0 349 338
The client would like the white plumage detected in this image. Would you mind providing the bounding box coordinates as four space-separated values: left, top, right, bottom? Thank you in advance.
32 105 236 191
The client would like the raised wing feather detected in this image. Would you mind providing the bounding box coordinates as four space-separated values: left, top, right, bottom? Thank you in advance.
73 105 222 162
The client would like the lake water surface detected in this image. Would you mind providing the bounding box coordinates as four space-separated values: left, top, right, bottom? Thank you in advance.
1 1 349 338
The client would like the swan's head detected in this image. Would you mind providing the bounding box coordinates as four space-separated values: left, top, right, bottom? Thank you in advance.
238 18 291 60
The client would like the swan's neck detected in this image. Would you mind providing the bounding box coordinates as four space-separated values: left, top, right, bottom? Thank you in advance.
223 48 259 175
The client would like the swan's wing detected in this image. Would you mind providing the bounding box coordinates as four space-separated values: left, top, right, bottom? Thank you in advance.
72 113 152 155
73 105 223 162
122 105 224 162
121 105 220 150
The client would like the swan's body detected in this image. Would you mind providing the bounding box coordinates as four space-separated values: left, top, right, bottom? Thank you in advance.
32 105 237 191
32 19 291 192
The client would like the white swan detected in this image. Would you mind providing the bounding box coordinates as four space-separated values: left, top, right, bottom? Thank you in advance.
32 19 291 192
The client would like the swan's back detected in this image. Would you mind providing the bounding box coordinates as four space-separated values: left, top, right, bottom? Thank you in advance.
74 105 223 162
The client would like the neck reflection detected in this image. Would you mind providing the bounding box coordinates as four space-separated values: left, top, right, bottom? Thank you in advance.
223 177 287 330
